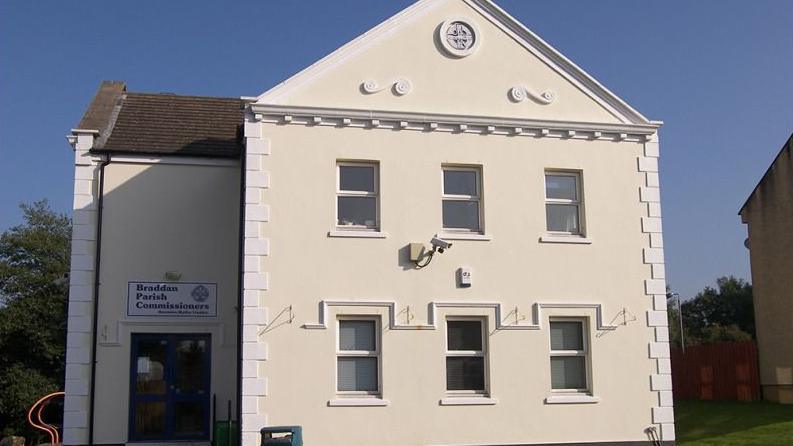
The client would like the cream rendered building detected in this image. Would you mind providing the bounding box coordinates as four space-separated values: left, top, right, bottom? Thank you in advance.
63 1 672 445
740 134 793 404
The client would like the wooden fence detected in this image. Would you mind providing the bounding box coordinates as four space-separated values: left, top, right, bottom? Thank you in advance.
670 340 760 401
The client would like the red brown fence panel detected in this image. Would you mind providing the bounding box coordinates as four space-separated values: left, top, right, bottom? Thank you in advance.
670 340 760 401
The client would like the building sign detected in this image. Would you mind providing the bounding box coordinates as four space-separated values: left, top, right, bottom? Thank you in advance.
127 282 217 317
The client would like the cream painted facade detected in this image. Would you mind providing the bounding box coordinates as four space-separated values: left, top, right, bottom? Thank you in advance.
740 135 793 404
62 147 242 445
64 0 671 445
241 0 670 445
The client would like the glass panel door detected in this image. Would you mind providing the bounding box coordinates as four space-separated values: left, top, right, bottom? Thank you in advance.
129 334 211 441
173 337 210 438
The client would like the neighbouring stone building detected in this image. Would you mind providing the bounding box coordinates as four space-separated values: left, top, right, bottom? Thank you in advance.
740 133 793 404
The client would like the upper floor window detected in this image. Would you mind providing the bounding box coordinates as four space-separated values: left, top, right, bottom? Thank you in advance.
337 318 380 395
549 319 589 392
337 162 379 230
442 166 482 232
545 171 583 235
446 318 487 393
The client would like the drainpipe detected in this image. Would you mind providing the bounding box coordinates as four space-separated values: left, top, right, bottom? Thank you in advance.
88 154 111 445
236 147 246 444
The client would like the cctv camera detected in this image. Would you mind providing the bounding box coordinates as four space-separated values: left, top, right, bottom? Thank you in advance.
430 236 452 253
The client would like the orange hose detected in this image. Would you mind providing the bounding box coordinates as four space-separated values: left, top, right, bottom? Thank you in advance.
27 391 64 445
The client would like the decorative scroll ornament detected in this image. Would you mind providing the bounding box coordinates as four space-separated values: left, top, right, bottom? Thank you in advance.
362 78 412 96
509 85 556 105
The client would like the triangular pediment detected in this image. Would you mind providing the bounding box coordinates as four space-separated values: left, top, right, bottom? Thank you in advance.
256 0 651 125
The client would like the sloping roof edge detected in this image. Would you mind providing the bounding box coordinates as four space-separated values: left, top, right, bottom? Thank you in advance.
75 80 126 140
739 133 793 216
256 0 655 126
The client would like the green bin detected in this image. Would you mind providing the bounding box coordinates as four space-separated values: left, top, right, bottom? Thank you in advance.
213 421 239 446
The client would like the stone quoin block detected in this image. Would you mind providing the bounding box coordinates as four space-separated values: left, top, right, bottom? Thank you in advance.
242 414 268 432
649 342 671 358
246 171 270 188
644 141 660 158
640 186 661 203
245 187 260 204
245 238 270 256
658 390 674 406
246 204 270 222
244 308 269 325
652 406 675 424
243 343 268 360
244 121 263 139
243 290 260 308
657 359 672 375
244 272 269 290
651 374 673 391
242 360 258 378
244 221 260 238
645 279 667 295
648 202 662 217
638 156 659 173
242 377 268 396
661 423 676 441
643 248 665 264
246 154 263 171
647 311 668 327
244 255 261 273
641 217 663 233
242 396 258 414
655 326 670 342
650 233 664 248
646 172 660 188
243 324 260 343
65 378 89 396
72 209 96 225
652 263 666 279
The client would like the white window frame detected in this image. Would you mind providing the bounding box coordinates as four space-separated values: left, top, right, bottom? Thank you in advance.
336 161 379 231
441 165 483 233
549 317 591 394
336 316 382 397
544 170 584 236
445 317 489 396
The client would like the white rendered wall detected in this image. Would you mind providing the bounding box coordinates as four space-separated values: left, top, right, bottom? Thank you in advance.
241 118 671 445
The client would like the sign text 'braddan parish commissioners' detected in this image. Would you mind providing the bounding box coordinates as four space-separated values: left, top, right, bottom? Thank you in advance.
127 282 217 317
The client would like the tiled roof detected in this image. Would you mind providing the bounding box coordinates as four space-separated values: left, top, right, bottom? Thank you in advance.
76 81 244 158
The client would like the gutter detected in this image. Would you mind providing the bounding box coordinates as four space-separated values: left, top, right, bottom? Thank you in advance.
88 154 111 446
235 140 246 443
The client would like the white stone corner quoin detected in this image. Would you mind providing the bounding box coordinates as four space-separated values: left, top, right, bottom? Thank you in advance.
241 112 273 445
63 130 102 445
639 133 675 442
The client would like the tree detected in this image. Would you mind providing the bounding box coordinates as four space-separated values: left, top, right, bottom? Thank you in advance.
0 201 71 437
667 276 754 347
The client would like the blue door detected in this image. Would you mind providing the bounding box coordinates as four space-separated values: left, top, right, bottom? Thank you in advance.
129 334 211 441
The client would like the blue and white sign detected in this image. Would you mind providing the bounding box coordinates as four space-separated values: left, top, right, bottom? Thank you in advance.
127 282 217 317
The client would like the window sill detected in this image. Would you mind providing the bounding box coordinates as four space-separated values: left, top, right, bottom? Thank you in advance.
436 233 493 241
327 398 390 407
544 394 600 404
328 230 388 239
439 397 498 406
539 235 592 244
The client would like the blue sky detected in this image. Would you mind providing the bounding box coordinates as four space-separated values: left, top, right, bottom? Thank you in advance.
1 0 791 299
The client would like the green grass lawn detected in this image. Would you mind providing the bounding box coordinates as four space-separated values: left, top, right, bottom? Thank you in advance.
676 400 793 445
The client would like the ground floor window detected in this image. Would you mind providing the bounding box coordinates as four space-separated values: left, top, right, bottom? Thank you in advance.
445 318 487 393
549 319 589 392
130 333 211 441
337 318 380 395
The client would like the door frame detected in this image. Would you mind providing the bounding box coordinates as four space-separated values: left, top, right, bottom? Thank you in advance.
128 333 212 442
